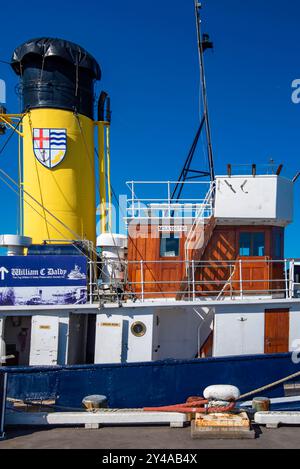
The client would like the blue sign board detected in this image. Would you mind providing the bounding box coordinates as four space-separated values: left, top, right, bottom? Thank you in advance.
0 256 87 306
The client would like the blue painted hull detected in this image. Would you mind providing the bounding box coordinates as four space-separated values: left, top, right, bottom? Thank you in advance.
1 353 300 409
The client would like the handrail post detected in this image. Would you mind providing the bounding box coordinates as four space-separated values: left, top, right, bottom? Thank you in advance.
192 260 196 301
140 260 144 302
131 181 135 218
290 259 295 299
239 259 243 299
167 181 171 218
230 263 233 300
89 260 93 304
284 259 289 298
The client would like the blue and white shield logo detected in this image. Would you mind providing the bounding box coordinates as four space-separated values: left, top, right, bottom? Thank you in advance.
33 128 67 169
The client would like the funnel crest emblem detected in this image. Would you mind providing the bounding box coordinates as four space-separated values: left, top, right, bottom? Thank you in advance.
33 128 67 168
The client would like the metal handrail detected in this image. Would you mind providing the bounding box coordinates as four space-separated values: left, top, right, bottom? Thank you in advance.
126 180 213 221
88 257 295 304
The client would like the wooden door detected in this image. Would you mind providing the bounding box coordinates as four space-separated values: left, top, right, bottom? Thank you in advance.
238 257 270 294
265 309 289 354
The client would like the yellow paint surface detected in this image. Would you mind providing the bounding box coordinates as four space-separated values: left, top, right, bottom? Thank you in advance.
22 109 96 245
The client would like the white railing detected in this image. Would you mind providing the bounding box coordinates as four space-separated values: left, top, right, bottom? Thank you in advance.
125 181 214 221
88 258 297 304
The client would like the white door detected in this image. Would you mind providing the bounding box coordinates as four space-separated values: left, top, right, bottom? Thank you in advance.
94 314 123 364
29 316 59 366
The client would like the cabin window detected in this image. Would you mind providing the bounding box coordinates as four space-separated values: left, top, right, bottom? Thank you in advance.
160 233 180 257
239 232 265 256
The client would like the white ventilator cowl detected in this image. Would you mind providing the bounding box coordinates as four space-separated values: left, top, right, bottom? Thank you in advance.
203 385 240 401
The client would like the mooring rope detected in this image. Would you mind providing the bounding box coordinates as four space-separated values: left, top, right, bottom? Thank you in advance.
239 370 300 400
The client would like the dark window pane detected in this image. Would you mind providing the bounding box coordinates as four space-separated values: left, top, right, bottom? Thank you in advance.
239 233 251 256
160 233 180 257
239 232 265 257
253 232 265 256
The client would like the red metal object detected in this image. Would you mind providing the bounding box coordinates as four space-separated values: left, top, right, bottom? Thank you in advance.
144 397 236 414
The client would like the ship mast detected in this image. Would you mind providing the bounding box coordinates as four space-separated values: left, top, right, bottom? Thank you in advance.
171 1 215 200
195 1 215 182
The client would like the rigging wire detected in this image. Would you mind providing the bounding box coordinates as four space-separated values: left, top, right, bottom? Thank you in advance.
0 173 100 269
0 107 159 301
1 168 82 241
0 158 103 266
0 87 115 301
0 111 108 301
171 115 205 201
0 167 111 297
0 115 24 156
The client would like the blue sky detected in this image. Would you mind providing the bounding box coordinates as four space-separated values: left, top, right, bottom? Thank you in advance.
0 0 300 257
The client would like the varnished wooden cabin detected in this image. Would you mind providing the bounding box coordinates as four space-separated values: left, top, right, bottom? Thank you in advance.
126 174 293 301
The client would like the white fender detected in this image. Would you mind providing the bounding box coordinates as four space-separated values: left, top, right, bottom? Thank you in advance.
204 385 240 401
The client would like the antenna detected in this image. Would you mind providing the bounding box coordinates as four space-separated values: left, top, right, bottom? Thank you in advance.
171 1 215 201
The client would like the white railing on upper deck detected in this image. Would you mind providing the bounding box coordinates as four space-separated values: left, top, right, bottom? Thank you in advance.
88 258 298 304
125 181 214 221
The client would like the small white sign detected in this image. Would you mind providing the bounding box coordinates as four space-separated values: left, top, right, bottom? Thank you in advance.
158 226 188 233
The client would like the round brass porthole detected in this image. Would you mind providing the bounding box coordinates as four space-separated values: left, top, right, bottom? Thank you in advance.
131 321 147 337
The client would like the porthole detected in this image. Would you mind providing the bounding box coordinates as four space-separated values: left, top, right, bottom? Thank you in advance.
131 321 147 337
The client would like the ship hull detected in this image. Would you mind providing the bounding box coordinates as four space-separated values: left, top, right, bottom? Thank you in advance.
1 353 299 409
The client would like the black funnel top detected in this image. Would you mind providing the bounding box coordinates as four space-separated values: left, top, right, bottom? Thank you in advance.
11 37 101 119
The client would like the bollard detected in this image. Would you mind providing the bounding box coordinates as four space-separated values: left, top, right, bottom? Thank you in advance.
82 395 108 411
252 397 270 413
